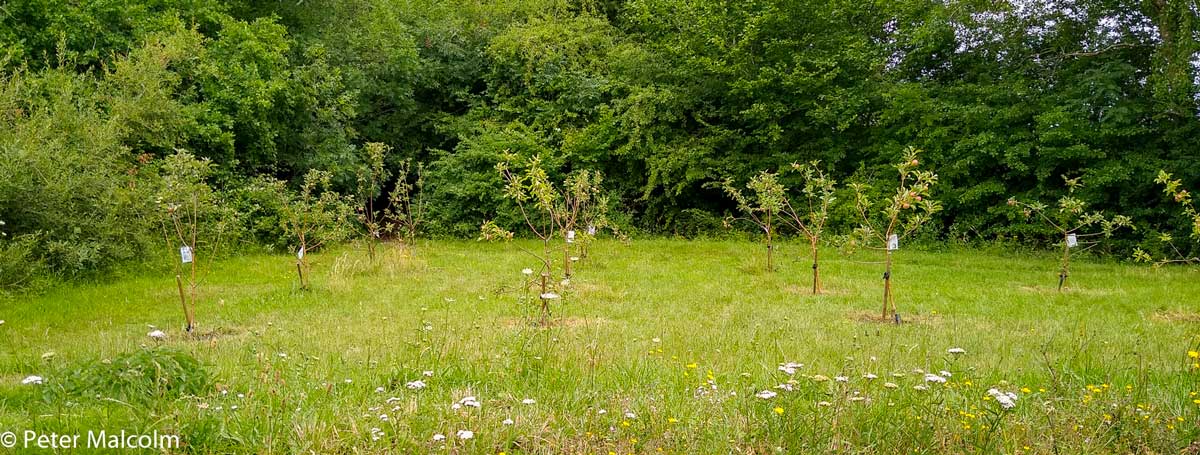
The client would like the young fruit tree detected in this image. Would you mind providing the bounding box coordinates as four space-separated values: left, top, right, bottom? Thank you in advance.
718 171 787 272
482 153 579 324
355 142 391 262
576 181 620 260
384 158 426 252
560 170 602 278
1134 170 1198 266
155 150 236 333
1008 176 1132 291
779 161 836 294
849 147 940 322
274 169 354 290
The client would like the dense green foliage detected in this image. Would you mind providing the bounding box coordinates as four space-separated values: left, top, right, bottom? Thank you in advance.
1 0 1198 285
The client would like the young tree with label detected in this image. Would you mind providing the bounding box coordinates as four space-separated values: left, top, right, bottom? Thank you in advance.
156 151 235 333
1008 176 1132 291
850 147 940 321
275 170 354 290
780 161 836 294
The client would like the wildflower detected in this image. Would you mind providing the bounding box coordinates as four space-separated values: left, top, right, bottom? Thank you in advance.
948 347 966 355
939 370 952 377
883 382 899 389
456 430 473 440
817 401 831 407
370 427 383 441
848 396 866 402
914 384 930 391
459 396 481 408
278 353 288 359
375 387 385 393
570 256 580 262
1190 351 1199 359
522 268 534 276
597 409 607 415
667 417 678 423
773 407 784 415
423 370 434 377
21 375 44 385
863 373 878 380
405 380 427 389
755 390 778 399
540 292 560 300
777 362 803 375
775 382 794 391
923 373 947 384
1021 387 1032 394
834 376 849 383
812 374 830 382
686 363 698 369
624 412 637 419
433 434 446 442
651 337 662 343
379 414 389 421
147 330 167 340
0 320 4 326
987 388 1018 410
41 352 55 361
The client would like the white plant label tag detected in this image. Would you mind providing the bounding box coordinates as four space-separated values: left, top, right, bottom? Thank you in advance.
297 246 305 259
1066 233 1078 248
180 246 193 264
567 230 575 243
887 234 899 251
587 225 596 236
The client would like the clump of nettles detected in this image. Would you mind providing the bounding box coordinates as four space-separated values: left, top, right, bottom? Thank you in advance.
47 348 212 406
1008 176 1132 291
1133 170 1199 267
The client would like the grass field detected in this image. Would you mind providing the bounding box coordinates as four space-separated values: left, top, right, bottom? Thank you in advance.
0 239 1198 453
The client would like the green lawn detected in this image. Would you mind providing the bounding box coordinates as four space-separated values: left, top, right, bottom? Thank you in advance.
0 239 1197 453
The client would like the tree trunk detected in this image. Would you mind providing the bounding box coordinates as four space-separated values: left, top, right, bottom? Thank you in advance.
563 239 572 278
881 249 893 321
811 236 821 294
177 274 194 332
1058 235 1070 292
765 217 774 272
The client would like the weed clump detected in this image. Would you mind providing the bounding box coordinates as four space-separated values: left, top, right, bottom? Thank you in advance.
49 348 212 406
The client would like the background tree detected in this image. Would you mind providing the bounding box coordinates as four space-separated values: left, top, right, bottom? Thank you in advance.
1135 171 1200 267
356 142 392 262
274 170 354 290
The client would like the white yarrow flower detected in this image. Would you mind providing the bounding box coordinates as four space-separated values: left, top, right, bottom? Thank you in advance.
502 418 514 425
923 373 947 384
948 347 966 354
755 390 777 399
522 268 534 276
21 375 44 385
521 398 536 405
405 380 427 389
432 434 446 442
939 370 952 377
862 373 878 380
540 292 560 300
834 376 849 383
459 396 481 408
456 430 474 440
913 384 930 391
988 388 1019 409
423 370 434 377
883 382 899 389
147 330 167 340
777 362 803 375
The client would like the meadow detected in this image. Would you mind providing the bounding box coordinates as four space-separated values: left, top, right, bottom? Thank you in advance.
0 239 1197 454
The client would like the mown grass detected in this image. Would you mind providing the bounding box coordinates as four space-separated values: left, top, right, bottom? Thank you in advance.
0 239 1198 453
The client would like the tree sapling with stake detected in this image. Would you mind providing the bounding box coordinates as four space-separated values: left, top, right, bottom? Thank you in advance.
155 150 236 334
355 142 391 262
780 161 836 294
718 171 787 272
384 158 426 254
1008 176 1132 291
849 146 940 322
274 169 354 290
